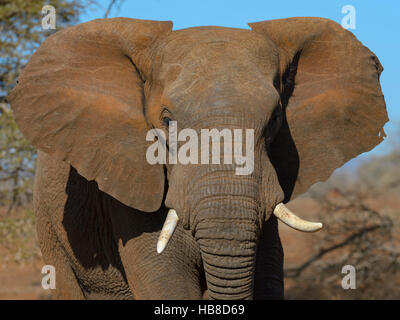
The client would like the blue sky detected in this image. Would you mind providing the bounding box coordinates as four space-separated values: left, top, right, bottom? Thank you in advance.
81 0 399 168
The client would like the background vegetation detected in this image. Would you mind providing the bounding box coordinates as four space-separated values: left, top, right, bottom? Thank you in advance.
0 0 90 212
284 132 400 299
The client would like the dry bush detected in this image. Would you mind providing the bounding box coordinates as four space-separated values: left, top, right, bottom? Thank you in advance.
358 151 400 195
285 146 400 299
0 206 41 268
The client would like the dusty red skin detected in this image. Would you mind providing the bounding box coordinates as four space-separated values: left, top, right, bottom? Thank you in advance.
8 17 387 299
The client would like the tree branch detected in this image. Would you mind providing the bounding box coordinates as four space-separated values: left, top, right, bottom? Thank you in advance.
104 0 117 18
284 223 390 278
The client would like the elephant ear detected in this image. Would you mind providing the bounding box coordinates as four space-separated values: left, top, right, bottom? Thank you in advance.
249 17 388 201
8 18 173 212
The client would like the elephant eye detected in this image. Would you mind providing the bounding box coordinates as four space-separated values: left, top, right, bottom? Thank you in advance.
162 116 172 128
161 107 173 128
273 72 281 91
271 107 282 124
266 106 283 142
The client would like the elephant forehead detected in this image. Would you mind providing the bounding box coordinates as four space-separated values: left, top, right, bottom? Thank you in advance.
154 26 279 68
167 26 270 44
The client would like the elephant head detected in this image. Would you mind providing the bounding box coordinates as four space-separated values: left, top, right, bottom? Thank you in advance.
8 17 388 299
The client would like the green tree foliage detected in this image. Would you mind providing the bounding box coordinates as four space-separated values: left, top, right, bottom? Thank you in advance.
0 0 91 210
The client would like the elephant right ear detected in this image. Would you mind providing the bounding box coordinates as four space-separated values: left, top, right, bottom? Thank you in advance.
250 17 388 201
8 18 173 212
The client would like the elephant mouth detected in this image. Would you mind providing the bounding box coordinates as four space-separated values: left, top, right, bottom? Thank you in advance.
156 204 322 254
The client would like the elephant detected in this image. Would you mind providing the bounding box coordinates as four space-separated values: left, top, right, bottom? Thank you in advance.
8 17 388 300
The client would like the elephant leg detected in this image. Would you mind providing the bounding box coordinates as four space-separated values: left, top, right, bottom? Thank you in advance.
254 215 284 299
34 152 85 299
109 206 204 299
36 212 85 299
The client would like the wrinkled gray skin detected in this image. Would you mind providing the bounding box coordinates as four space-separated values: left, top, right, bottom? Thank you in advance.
36 150 283 299
35 27 285 300
10 17 387 300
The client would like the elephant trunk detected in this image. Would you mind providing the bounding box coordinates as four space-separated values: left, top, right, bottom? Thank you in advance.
196 218 258 299
191 173 260 300
164 117 265 299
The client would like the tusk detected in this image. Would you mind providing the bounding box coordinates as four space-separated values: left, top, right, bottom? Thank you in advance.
273 203 323 232
157 209 179 254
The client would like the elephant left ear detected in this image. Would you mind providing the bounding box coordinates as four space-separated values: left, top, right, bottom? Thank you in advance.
249 17 388 200
8 18 172 212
